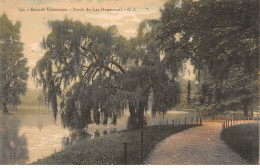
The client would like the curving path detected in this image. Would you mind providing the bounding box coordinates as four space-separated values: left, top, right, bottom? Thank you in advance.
145 121 252 165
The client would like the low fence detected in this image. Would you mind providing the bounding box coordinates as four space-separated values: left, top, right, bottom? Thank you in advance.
220 118 259 164
221 116 259 131
212 113 260 122
122 116 203 164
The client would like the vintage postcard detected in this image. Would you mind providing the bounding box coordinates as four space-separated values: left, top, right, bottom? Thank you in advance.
0 0 259 165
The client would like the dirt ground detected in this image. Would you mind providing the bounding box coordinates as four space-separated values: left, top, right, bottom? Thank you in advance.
144 121 257 165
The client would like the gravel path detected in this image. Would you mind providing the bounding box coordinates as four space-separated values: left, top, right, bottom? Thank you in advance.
145 121 250 165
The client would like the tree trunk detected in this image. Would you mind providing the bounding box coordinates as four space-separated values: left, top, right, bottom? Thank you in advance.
250 106 253 119
128 101 145 129
129 101 138 129
102 110 109 125
137 101 145 129
48 102 49 113
3 102 8 114
243 104 248 119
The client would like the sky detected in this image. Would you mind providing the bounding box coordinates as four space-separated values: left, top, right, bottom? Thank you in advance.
0 0 195 89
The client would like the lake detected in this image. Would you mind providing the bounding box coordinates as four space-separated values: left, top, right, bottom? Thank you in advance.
0 109 197 164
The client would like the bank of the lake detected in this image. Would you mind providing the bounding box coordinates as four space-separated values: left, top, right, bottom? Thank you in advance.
0 107 197 164
33 124 199 165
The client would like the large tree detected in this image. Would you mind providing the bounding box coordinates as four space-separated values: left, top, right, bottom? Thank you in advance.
33 18 181 130
158 0 258 118
0 14 29 114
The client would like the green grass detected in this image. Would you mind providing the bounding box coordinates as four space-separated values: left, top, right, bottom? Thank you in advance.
221 123 259 164
33 124 199 165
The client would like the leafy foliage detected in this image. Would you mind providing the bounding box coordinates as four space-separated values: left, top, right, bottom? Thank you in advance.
158 0 258 116
0 14 29 113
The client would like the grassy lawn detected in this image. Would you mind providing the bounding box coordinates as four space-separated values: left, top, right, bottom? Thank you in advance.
33 124 199 165
221 123 259 164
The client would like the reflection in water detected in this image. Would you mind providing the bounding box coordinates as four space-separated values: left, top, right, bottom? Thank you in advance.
94 130 100 138
0 115 28 164
62 131 91 149
62 130 104 149
36 117 44 131
109 128 117 134
127 116 148 130
103 130 108 135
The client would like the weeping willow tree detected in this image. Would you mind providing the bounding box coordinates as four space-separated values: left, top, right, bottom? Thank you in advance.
32 18 123 127
33 18 181 130
158 0 258 117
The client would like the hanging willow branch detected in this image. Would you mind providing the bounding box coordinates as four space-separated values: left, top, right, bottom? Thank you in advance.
79 40 126 81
